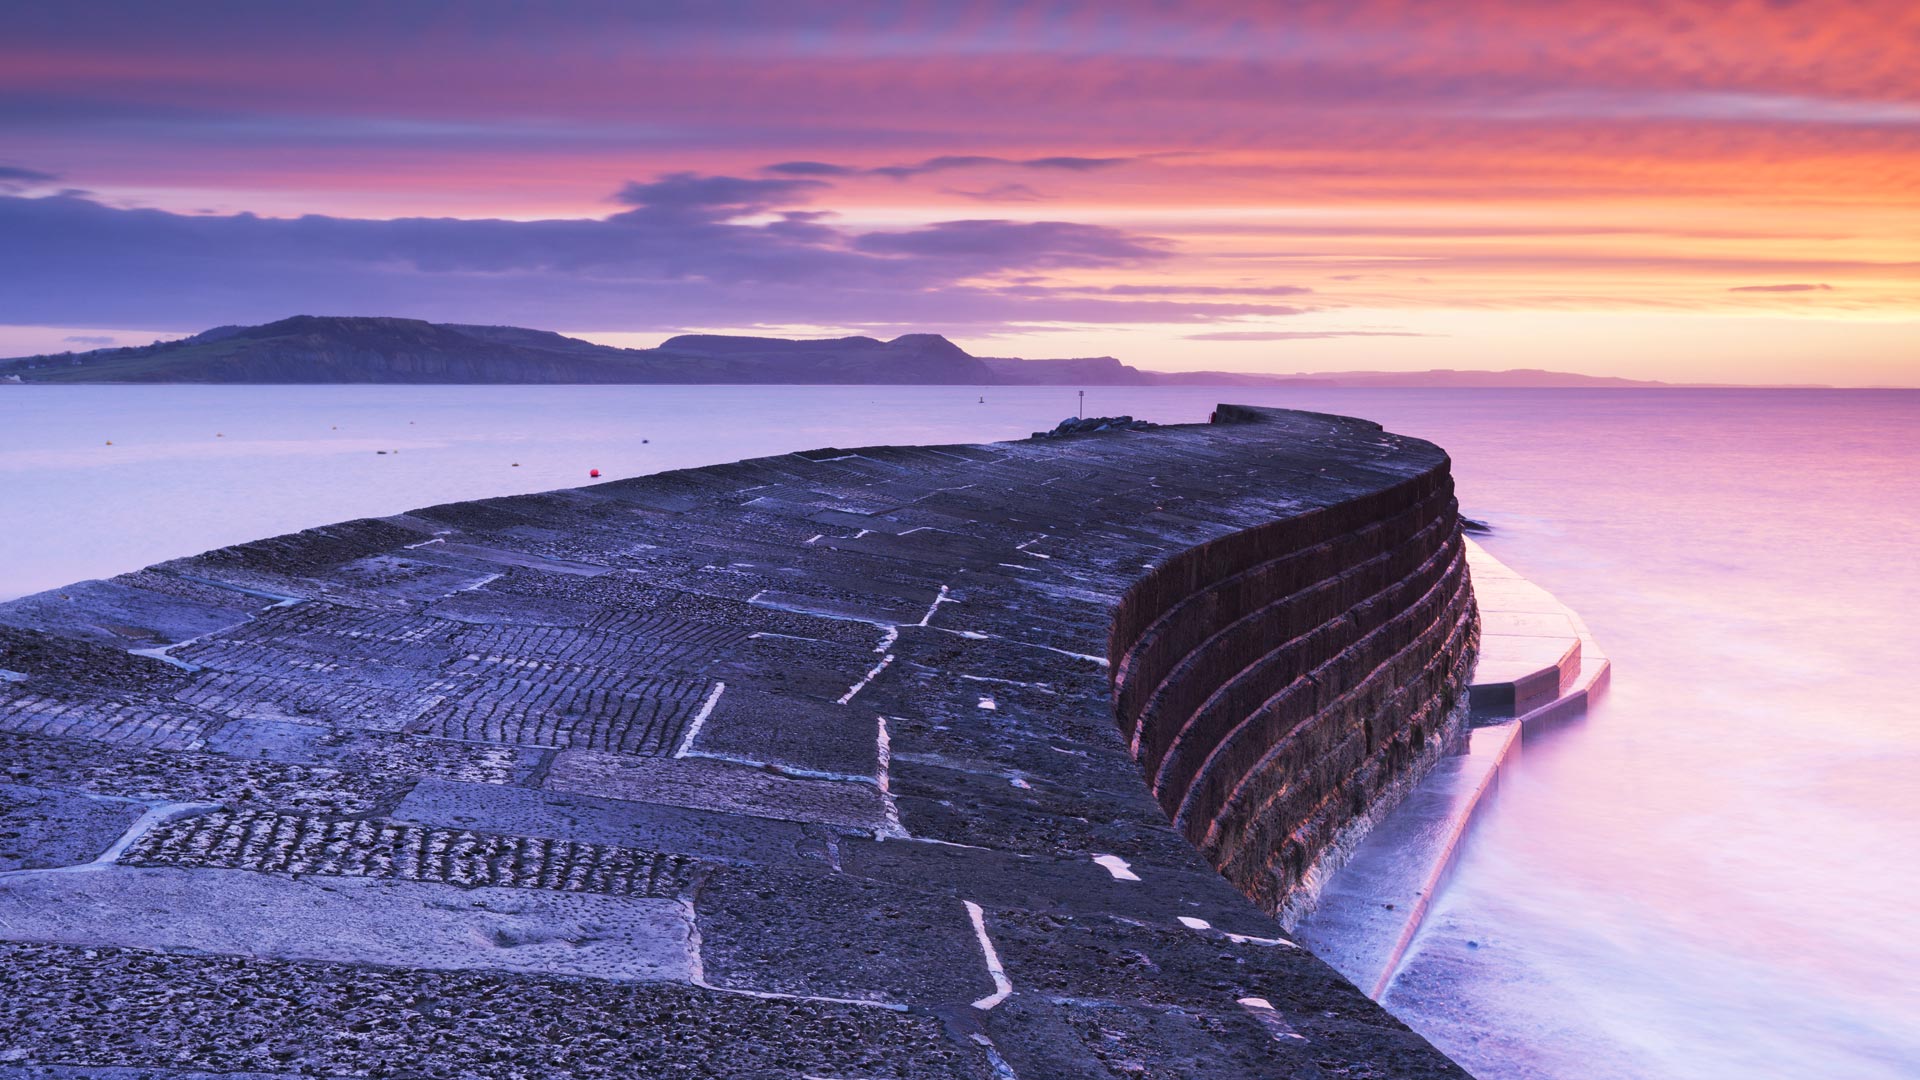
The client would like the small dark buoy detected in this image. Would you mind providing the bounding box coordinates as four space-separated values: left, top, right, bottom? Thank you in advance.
511 463 520 467
589 468 601 478
642 439 650 445
105 440 112 445
375 450 387 455
215 433 223 438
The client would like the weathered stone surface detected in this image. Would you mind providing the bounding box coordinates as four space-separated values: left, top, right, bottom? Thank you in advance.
686 682 884 777
394 777 823 867
0 942 981 1079
0 784 145 871
0 868 696 981
0 732 404 815
0 407 1476 1076
694 864 994 1006
546 748 891 831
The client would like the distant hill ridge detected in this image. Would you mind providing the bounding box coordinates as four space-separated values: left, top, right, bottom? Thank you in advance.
0 314 1676 387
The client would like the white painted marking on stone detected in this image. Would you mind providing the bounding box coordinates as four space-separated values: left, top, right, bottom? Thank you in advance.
963 900 1014 1010
977 696 997 710
1008 776 1031 789
970 1032 1024 1080
1030 644 1109 667
898 834 995 851
1237 996 1310 1040
898 526 933 535
874 716 909 839
915 584 954 627
875 625 899 654
853 529 872 538
677 745 879 787
836 654 894 705
1174 914 1295 947
673 681 727 757
457 573 501 592
0 668 26 683
805 534 823 544
403 537 445 549
126 645 202 672
1224 930 1297 948
959 673 1049 688
1092 854 1141 882
959 630 989 639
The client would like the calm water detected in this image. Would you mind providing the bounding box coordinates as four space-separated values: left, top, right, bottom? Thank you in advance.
2 384 1915 1078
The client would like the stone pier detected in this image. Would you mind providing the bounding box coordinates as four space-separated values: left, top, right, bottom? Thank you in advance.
0 406 1476 1079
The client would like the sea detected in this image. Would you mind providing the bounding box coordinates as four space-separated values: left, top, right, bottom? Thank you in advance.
2 384 1915 1079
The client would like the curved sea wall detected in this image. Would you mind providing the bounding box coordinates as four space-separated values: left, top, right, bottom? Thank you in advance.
1112 405 1478 922
0 405 1476 1079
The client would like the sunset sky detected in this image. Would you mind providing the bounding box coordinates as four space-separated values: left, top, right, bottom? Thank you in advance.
2 1 1914 384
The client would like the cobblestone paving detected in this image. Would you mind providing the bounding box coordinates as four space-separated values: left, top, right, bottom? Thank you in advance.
125 808 707 897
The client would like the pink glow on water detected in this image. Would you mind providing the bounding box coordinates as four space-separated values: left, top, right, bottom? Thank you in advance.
0 385 1914 1078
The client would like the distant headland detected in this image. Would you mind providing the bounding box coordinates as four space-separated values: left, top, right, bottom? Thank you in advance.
1 314 1694 387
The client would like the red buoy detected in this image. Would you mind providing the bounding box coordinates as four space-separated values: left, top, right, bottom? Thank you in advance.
589 468 601 478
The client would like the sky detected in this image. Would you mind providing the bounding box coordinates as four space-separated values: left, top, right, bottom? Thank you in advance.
1 1 1915 384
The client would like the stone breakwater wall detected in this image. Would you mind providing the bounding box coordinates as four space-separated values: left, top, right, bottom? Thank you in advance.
1112 405 1478 924
0 406 1475 1079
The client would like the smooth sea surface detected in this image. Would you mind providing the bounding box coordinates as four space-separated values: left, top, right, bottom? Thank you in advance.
2 384 1915 1079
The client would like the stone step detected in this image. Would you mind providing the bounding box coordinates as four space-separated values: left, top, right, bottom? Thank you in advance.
1295 539 1612 1000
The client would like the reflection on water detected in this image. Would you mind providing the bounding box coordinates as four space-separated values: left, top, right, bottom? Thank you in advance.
2 384 1915 1078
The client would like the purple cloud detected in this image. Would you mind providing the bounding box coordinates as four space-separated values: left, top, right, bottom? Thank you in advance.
0 180 1298 334
0 165 59 192
612 173 831 220
767 155 1137 182
61 334 115 345
940 183 1051 202
853 220 1167 266
1183 330 1430 341
763 161 860 177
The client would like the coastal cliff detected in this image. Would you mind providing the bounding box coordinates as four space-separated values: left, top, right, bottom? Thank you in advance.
0 406 1476 1078
2 313 1673 387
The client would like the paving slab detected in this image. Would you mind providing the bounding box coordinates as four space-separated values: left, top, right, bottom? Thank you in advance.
394 777 824 867
0 784 146 871
545 748 891 831
0 941 986 1080
694 864 994 1007
0 866 695 982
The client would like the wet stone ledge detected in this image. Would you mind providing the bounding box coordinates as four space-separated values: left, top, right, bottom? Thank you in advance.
0 406 1474 1080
